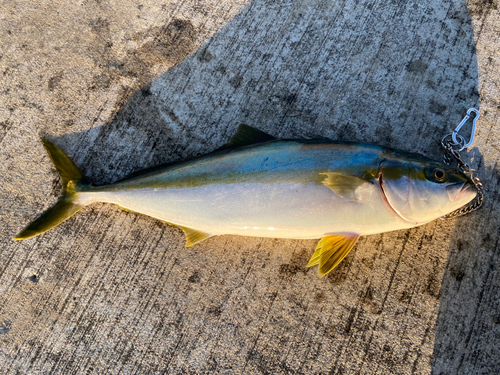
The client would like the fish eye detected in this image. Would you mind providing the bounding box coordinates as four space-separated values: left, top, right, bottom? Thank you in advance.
433 168 446 181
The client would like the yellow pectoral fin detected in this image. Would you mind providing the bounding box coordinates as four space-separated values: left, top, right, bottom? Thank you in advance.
320 172 372 200
307 233 360 277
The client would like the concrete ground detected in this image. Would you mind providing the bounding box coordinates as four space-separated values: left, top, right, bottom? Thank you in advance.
0 0 499 373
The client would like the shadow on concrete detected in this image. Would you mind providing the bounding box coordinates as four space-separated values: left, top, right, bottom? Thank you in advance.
53 0 479 184
44 0 489 372
432 163 500 374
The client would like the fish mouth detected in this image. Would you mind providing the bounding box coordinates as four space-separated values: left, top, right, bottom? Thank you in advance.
378 174 414 223
446 182 477 202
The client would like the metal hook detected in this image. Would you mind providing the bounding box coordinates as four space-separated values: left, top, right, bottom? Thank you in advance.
452 108 479 151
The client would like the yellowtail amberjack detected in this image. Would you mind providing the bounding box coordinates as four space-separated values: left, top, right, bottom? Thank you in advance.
14 125 477 276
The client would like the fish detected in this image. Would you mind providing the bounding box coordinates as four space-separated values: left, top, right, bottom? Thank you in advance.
14 125 477 276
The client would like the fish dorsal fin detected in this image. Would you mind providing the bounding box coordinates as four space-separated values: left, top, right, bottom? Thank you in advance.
217 124 276 151
307 233 359 277
320 172 372 200
177 225 213 247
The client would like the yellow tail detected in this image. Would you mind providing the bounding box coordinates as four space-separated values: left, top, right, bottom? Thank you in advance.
14 139 91 240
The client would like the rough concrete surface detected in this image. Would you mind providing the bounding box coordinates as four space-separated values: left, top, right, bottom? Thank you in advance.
0 0 499 374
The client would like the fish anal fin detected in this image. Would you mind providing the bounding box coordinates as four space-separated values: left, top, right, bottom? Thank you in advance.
177 225 213 247
118 212 213 247
307 233 360 277
320 172 371 200
217 124 276 151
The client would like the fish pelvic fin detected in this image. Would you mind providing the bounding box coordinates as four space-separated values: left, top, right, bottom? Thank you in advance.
14 139 91 240
307 233 359 277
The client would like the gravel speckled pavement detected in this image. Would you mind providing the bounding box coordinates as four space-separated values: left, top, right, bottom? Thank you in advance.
0 0 499 373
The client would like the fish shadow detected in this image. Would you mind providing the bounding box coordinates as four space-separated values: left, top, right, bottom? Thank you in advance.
42 0 488 372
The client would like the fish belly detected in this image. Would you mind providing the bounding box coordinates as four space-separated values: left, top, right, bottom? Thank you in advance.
79 181 414 239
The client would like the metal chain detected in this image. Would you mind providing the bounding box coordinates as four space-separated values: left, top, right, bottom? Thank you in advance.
440 139 484 219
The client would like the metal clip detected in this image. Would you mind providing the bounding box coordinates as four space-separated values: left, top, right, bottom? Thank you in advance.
440 108 484 219
451 108 479 151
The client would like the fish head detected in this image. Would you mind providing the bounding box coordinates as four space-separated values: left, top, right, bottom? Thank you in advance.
379 158 477 224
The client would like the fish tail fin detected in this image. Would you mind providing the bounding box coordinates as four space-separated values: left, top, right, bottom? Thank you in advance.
14 139 91 240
